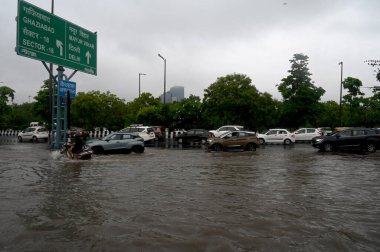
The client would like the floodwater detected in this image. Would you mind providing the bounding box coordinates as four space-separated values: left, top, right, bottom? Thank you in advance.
0 139 380 252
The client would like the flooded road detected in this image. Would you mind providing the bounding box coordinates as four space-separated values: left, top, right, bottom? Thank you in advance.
1 140 380 251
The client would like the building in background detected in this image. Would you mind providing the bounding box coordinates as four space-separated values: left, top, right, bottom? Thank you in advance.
159 86 185 103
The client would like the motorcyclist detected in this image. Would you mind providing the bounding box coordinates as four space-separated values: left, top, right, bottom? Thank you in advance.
72 132 84 154
66 131 83 159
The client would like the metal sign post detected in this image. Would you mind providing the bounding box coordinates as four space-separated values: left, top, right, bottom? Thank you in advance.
16 0 97 150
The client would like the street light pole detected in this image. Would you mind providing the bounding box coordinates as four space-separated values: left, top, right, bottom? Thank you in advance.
138 73 146 98
339 61 343 126
158 53 166 104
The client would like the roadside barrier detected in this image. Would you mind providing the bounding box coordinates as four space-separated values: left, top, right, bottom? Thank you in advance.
0 129 185 140
0 129 20 136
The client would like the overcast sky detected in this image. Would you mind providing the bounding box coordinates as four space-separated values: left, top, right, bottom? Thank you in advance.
1 0 379 104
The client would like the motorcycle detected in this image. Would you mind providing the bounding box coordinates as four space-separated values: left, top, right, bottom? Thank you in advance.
60 143 93 160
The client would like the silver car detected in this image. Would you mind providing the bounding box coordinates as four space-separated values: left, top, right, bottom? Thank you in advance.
86 132 144 154
18 126 49 142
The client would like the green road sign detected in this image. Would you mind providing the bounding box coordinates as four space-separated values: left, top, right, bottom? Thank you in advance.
16 0 97 75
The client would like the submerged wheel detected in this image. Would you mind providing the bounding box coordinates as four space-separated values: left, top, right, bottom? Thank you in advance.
259 138 265 145
32 136 37 143
92 146 104 154
323 143 333 152
366 142 376 153
246 143 257 151
18 136 23 142
284 139 291 145
132 145 144 153
212 144 223 152
178 138 183 144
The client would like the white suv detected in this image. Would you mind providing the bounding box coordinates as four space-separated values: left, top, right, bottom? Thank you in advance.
18 126 49 142
120 126 156 142
257 129 295 145
209 125 245 137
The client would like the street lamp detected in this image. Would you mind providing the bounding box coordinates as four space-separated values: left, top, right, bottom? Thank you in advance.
339 61 343 126
138 73 146 98
158 53 166 104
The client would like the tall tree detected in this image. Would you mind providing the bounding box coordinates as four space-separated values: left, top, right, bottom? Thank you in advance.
277 53 325 128
202 73 261 130
342 77 365 126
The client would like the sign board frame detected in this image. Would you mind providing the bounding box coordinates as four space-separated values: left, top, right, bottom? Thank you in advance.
16 0 97 75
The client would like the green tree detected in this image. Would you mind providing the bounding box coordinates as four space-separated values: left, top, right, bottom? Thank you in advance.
125 92 161 126
202 73 262 130
255 92 282 131
342 77 365 126
33 80 50 126
10 102 35 130
0 86 15 129
317 101 340 128
70 91 126 131
277 53 325 128
168 95 204 129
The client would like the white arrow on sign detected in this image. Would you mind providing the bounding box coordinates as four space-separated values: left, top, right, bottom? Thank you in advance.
85 51 91 64
56 40 63 56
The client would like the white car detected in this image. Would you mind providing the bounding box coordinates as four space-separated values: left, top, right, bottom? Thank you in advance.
209 125 245 137
293 128 321 142
257 129 295 145
120 126 156 142
18 126 49 142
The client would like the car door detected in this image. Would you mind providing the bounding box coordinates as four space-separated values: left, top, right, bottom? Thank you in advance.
334 130 352 149
104 133 123 151
121 133 135 149
186 130 196 141
306 128 319 141
277 130 289 143
295 129 306 141
222 132 240 148
24 127 34 140
348 129 367 149
264 130 278 143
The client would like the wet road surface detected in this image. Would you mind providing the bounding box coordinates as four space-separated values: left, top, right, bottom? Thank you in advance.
1 140 380 251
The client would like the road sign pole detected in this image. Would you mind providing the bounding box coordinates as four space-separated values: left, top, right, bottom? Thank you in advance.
54 65 65 149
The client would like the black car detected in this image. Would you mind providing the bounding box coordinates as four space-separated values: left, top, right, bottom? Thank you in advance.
312 127 380 153
174 129 212 144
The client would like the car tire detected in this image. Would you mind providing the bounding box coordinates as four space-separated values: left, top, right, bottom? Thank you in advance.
323 143 333 152
18 136 23 142
92 146 104 154
212 144 223 152
366 142 376 153
132 145 144 153
259 138 265 145
284 139 292 145
32 136 37 143
246 143 257 151
178 138 183 144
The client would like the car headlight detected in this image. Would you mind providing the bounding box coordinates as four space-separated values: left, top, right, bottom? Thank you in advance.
314 138 323 143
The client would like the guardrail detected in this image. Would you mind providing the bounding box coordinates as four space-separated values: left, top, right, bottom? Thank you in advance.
0 129 186 139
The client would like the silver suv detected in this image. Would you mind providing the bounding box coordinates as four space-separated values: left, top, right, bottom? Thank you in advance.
18 126 49 142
